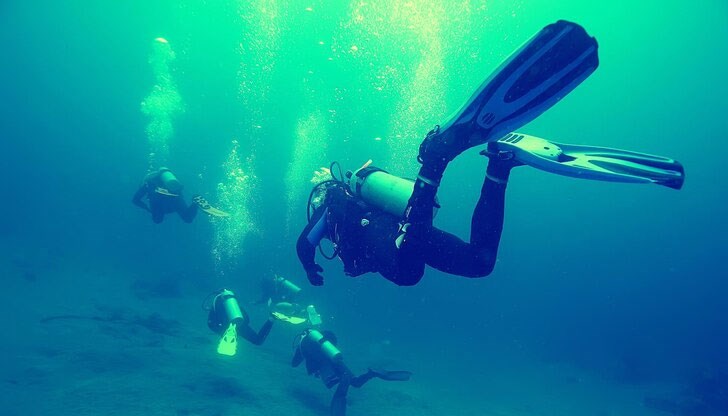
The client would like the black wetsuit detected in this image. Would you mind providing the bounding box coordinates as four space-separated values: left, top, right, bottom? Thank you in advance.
296 159 509 286
132 172 198 224
207 304 273 346
292 330 380 416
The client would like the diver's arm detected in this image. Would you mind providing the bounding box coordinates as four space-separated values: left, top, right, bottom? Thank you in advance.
132 183 151 212
297 206 328 285
238 317 274 346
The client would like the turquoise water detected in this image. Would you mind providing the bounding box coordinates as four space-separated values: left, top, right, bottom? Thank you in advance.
1 1 727 415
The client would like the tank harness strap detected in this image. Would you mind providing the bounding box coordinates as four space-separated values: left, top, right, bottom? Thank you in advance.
485 173 508 184
416 174 440 187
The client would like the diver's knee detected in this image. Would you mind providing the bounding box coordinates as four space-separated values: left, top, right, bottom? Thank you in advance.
394 270 424 286
476 262 495 277
472 254 496 277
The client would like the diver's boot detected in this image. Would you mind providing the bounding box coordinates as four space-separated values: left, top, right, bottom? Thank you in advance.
417 125 470 172
412 125 459 209
480 142 524 183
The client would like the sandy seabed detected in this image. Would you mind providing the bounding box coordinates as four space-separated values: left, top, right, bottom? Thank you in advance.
0 251 674 416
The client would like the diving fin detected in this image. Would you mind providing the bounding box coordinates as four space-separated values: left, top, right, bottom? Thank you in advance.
193 196 230 217
271 311 307 325
217 322 238 356
154 187 179 197
202 206 230 217
306 305 322 327
492 133 685 189
435 20 598 156
369 368 412 381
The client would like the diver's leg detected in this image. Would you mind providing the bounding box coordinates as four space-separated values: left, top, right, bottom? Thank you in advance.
470 157 514 253
177 198 198 223
373 221 426 286
386 248 427 286
363 214 426 286
405 128 449 231
399 130 519 279
350 370 376 388
386 130 451 285
391 128 455 284
405 121 486 234
238 319 274 346
422 228 495 277
151 203 165 224
330 378 351 416
424 157 518 277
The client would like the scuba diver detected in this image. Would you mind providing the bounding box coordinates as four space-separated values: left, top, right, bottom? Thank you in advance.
205 288 280 356
132 167 228 224
292 329 411 416
257 275 323 326
257 274 303 305
297 20 684 287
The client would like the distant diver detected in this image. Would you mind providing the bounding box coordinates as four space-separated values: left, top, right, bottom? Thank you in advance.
292 329 411 416
296 20 685 287
132 167 228 224
205 288 281 356
257 275 323 326
257 274 303 305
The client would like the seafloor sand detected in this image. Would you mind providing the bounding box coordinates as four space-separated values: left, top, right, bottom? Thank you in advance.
0 250 677 416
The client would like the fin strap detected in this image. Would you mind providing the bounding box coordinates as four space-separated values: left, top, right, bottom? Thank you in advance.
485 173 508 184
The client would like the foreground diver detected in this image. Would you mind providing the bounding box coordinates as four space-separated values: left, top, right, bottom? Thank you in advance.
205 288 280 356
297 20 684 287
132 167 228 223
292 329 411 416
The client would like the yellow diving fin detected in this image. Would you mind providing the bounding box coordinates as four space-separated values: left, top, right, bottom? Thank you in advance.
217 322 238 356
271 311 307 325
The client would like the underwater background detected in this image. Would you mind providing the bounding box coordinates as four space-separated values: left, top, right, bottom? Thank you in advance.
1 0 727 415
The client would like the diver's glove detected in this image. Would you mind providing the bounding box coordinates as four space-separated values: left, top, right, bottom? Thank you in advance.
306 264 324 286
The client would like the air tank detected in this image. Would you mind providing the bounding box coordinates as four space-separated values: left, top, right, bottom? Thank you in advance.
347 165 415 217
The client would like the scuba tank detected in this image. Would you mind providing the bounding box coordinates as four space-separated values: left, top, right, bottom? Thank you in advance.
275 275 302 297
306 305 322 327
306 329 342 362
158 167 183 194
207 289 245 334
346 164 416 217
